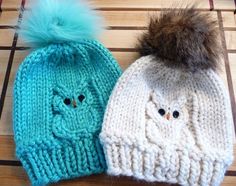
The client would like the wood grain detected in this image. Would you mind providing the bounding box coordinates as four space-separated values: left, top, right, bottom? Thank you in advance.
1 0 211 10
229 53 236 102
0 11 219 28
1 0 22 10
225 31 236 50
0 165 176 186
213 0 236 10
0 0 234 12
0 29 15 46
0 0 236 186
2 50 29 97
90 0 210 10
0 165 235 186
0 96 13 135
16 30 143 49
18 26 231 50
0 136 16 160
0 11 19 26
101 11 151 28
0 50 10 94
0 164 236 186
222 12 236 28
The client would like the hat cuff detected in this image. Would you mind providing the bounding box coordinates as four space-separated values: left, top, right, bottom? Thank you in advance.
102 139 232 186
17 136 106 185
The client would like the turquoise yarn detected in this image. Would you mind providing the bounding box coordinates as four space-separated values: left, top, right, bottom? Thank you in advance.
13 40 121 185
13 0 121 185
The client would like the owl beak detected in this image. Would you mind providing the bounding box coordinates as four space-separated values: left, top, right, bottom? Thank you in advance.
165 112 171 120
72 100 77 108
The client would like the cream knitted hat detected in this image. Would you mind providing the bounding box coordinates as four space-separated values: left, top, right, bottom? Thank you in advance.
100 8 234 186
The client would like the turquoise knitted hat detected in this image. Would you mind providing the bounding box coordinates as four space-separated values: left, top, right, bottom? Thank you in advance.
13 0 121 185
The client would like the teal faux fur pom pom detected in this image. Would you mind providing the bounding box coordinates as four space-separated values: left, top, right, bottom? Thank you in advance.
20 0 102 47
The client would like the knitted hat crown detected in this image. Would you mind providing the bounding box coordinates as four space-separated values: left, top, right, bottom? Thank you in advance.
13 0 121 185
100 8 233 186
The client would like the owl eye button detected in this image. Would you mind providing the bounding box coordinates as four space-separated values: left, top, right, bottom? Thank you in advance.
78 95 85 102
173 111 180 118
158 108 165 116
64 98 71 105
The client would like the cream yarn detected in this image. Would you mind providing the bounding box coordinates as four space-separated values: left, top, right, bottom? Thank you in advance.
100 55 234 186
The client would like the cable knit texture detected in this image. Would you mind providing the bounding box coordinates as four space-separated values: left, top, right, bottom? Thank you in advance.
100 55 234 186
13 40 121 185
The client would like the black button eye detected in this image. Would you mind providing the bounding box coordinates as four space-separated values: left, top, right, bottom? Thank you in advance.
78 95 85 102
158 108 165 116
173 111 180 118
64 98 71 105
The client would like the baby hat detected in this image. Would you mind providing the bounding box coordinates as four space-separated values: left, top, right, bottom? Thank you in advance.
100 7 234 186
13 0 121 185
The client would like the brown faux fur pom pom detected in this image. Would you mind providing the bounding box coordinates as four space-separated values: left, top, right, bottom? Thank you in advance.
137 7 222 72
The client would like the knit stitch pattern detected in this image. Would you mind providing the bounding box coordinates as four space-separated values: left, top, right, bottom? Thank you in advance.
100 55 234 186
13 40 121 185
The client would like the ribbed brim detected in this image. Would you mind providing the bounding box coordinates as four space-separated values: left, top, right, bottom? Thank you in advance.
18 137 106 185
102 140 232 186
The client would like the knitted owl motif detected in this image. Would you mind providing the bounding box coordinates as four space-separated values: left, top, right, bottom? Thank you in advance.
52 79 102 139
145 91 195 146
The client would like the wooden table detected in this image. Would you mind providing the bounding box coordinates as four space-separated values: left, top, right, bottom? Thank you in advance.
0 0 236 185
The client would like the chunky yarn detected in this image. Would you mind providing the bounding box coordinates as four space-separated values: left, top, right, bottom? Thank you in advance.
100 56 233 186
13 0 121 185
100 8 232 186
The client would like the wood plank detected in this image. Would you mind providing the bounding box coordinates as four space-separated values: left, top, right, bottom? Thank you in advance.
101 11 150 27
0 51 29 136
0 0 236 185
1 0 21 10
113 51 139 69
3 0 235 12
0 165 235 186
16 10 151 28
102 11 217 28
100 11 218 28
219 56 230 89
16 30 143 49
0 29 15 46
4 0 210 10
223 176 236 186
225 31 236 50
222 12 236 28
229 145 236 171
4 50 29 98
2 10 148 28
0 10 218 28
53 176 173 186
0 11 19 26
0 136 16 160
0 50 10 94
91 0 210 10
0 166 30 186
228 53 236 105
213 0 236 10
0 96 13 135
0 166 175 186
